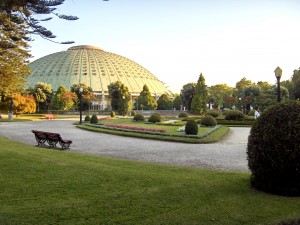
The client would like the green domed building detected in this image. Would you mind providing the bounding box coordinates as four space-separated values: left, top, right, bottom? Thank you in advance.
27 45 171 110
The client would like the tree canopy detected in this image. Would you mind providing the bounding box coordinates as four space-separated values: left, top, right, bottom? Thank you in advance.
191 73 208 115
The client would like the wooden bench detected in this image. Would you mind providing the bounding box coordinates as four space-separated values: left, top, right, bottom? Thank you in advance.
44 114 56 120
31 130 72 149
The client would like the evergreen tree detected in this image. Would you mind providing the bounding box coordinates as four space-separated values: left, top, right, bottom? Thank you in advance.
157 94 173 110
107 81 131 115
180 83 196 110
292 68 300 100
191 73 208 115
173 95 182 110
137 85 157 110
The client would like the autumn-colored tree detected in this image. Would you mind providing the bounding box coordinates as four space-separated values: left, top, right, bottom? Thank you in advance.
12 93 36 116
71 83 95 111
52 86 76 110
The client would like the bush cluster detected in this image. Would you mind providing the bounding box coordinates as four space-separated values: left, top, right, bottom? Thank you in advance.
247 110 255 116
205 110 220 117
247 101 300 196
224 110 245 120
90 114 98 124
148 113 161 123
133 113 145 122
84 115 91 122
201 115 217 126
178 112 188 118
185 120 198 135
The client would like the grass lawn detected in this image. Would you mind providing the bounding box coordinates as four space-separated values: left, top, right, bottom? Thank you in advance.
0 137 300 225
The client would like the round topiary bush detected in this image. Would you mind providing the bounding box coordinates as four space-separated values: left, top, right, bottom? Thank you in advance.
84 115 91 122
178 112 188 118
185 120 198 135
90 114 98 124
133 113 145 122
205 109 220 117
130 110 136 116
225 110 245 120
201 115 217 126
247 101 300 196
110 111 116 118
148 113 161 123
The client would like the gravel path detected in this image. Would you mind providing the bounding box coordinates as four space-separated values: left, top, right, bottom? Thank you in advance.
0 120 251 172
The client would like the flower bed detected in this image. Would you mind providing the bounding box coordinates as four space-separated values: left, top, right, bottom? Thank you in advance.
105 124 166 133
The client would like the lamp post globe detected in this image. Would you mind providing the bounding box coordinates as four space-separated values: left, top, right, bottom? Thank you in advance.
79 87 83 124
274 67 282 102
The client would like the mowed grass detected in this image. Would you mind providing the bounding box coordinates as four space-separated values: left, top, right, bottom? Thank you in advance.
1 137 300 225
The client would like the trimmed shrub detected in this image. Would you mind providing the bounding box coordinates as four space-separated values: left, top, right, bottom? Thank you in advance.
110 111 116 117
185 120 198 135
133 113 145 122
247 101 300 196
225 110 245 120
201 115 217 126
130 110 136 116
148 113 161 123
84 115 91 122
205 109 220 118
90 114 98 124
178 112 188 118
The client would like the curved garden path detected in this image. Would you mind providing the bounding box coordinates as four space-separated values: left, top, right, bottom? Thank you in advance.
0 120 250 172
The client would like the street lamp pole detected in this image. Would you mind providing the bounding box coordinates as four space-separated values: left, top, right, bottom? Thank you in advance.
274 67 282 103
79 87 83 124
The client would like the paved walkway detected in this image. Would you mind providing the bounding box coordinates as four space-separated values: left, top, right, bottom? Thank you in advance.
0 120 251 172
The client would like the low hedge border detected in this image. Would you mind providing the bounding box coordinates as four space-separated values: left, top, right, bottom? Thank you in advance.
85 124 222 139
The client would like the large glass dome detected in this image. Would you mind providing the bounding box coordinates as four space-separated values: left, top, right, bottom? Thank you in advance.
27 45 171 97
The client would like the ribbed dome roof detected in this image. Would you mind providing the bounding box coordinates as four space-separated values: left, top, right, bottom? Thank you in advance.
27 45 170 96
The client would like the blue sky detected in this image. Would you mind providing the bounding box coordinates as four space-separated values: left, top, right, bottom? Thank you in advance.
29 0 300 93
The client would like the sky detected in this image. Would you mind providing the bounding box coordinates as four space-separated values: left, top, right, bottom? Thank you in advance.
29 0 300 93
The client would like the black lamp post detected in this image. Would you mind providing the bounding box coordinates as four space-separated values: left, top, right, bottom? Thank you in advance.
274 66 282 102
79 87 83 124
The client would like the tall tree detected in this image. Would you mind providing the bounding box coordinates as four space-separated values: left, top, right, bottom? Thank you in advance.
157 94 173 110
208 84 233 108
71 83 95 111
30 82 52 113
236 77 254 93
136 84 157 110
52 85 76 110
180 82 196 110
291 68 300 100
173 95 182 110
107 81 131 115
191 73 208 115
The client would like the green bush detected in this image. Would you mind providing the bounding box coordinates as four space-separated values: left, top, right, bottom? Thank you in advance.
185 120 198 135
148 113 161 123
248 110 255 116
133 113 145 122
90 114 98 124
84 115 91 122
247 101 300 196
110 111 116 117
225 110 245 120
205 110 220 117
178 112 188 118
201 115 217 126
130 110 136 116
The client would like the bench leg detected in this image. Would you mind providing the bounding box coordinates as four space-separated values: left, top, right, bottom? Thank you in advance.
59 141 71 149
